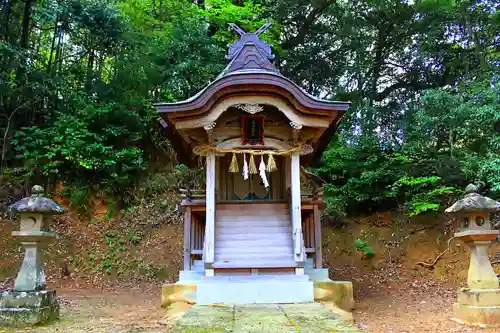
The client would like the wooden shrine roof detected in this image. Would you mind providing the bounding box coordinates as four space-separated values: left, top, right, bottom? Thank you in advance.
155 23 350 167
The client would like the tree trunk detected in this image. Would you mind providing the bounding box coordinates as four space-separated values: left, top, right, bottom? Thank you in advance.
86 49 95 91
54 25 64 74
2 0 12 39
449 128 454 158
465 13 487 71
370 25 386 106
47 19 59 73
20 0 36 49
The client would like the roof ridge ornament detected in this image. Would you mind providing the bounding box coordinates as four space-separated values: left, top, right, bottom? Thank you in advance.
224 22 279 74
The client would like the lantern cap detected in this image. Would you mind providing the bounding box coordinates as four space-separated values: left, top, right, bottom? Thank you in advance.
9 185 65 214
445 184 500 213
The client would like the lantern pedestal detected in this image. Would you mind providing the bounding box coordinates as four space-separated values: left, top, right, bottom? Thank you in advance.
0 185 64 327
0 290 59 326
463 239 499 290
451 231 500 327
0 232 59 326
453 289 500 327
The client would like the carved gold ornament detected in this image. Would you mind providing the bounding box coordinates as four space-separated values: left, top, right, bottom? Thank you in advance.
235 104 264 114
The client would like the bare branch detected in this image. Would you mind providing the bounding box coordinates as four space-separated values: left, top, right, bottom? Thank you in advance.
282 0 337 49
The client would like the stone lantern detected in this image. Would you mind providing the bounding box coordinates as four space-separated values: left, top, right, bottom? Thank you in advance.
0 185 63 326
445 184 500 327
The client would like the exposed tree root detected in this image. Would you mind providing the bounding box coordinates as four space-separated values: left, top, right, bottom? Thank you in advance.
416 236 457 269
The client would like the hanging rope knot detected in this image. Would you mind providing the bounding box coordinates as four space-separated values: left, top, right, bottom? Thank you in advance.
196 144 303 157
197 144 305 176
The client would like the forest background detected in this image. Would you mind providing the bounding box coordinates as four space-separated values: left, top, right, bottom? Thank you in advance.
0 0 499 220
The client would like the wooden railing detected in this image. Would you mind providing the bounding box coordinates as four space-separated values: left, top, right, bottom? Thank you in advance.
301 186 324 201
180 188 207 201
191 215 205 256
301 211 316 254
182 187 323 203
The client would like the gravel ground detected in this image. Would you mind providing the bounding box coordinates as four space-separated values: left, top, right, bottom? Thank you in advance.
0 285 497 333
355 289 498 333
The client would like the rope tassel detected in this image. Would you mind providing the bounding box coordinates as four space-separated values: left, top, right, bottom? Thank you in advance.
249 154 258 174
243 153 249 180
266 153 277 172
259 155 269 188
229 153 239 173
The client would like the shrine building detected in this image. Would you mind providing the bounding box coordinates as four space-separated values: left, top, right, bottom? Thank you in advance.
155 23 351 305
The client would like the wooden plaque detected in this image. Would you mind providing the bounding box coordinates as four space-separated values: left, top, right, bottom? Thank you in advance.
242 115 264 145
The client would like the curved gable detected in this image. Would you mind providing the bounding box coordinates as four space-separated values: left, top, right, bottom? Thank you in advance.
155 72 349 119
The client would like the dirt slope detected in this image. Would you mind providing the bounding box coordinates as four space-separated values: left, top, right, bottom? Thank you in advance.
1 204 500 333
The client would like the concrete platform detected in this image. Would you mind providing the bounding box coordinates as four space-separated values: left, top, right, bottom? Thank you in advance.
168 303 366 333
165 270 354 310
196 275 314 305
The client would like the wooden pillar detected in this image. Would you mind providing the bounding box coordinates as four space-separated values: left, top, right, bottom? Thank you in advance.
205 152 216 275
314 205 323 269
183 207 192 271
290 152 305 272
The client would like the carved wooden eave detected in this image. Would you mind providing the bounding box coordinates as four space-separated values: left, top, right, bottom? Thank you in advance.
155 23 351 167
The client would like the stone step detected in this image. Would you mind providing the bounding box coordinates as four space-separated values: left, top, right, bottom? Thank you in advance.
215 245 292 255
196 279 314 304
217 215 290 222
202 275 309 282
216 226 292 235
215 239 293 248
215 252 294 261
217 220 290 228
179 270 204 282
192 260 205 273
212 260 297 269
216 233 292 241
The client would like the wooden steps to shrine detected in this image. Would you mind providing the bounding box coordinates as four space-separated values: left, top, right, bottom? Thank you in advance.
213 204 296 270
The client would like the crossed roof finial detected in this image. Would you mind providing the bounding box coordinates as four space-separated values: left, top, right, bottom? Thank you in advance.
228 23 271 36
222 22 278 74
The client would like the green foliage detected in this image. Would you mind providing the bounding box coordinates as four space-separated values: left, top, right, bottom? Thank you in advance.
1 0 222 196
389 177 457 216
96 228 144 274
13 95 150 193
318 72 499 217
140 165 204 196
202 0 274 45
396 176 440 186
67 185 92 216
355 239 374 258
319 138 412 216
127 230 142 244
1 0 499 219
